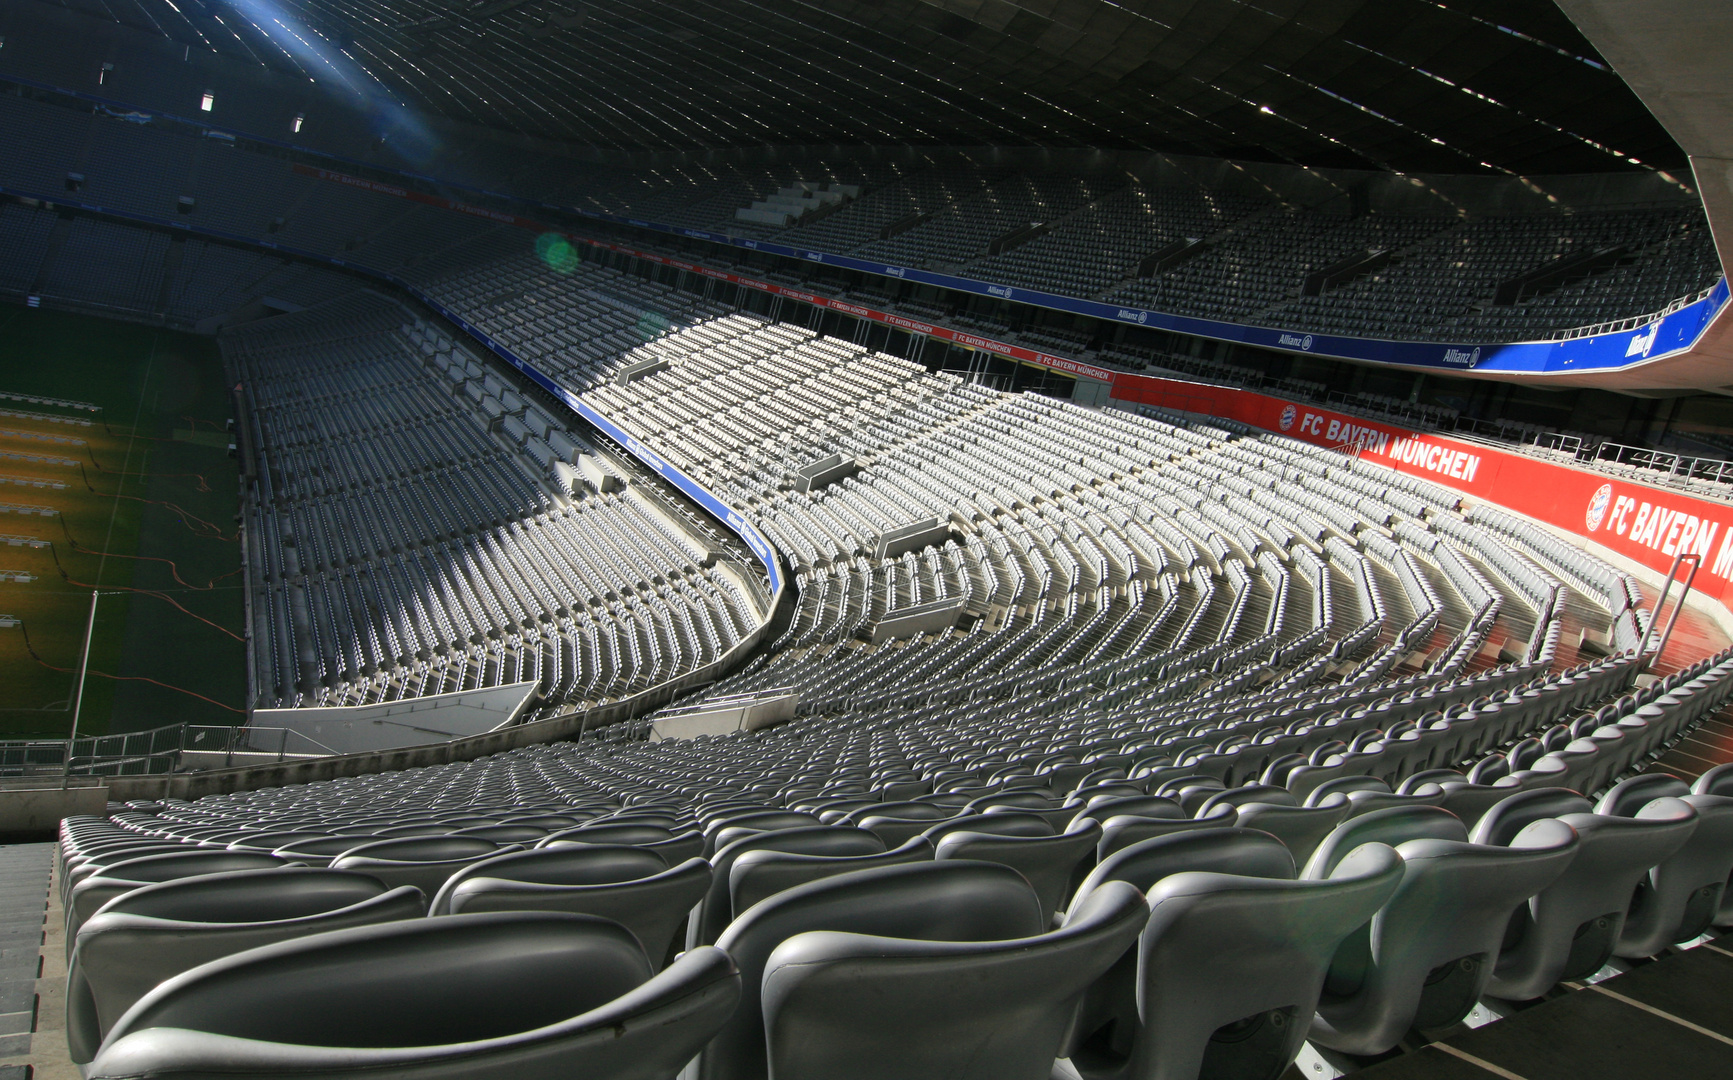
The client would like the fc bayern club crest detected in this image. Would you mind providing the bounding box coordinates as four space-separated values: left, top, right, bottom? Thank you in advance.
1585 483 1613 533
1279 404 1297 431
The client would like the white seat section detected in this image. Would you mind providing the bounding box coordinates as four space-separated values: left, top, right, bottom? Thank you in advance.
229 295 768 717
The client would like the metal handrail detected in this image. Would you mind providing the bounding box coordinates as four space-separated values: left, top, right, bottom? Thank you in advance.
1594 441 1733 487
1549 283 1721 342
0 722 337 779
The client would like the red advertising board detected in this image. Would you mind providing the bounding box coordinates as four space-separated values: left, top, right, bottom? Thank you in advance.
1113 375 1733 607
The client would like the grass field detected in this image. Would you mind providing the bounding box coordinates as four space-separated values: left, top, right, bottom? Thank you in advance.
0 305 244 739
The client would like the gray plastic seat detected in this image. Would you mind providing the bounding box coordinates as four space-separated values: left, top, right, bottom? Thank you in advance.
703 861 1046 1080
67 869 425 1063
1596 774 1733 956
921 812 1053 842
1301 805 1467 879
1070 795 1185 829
1471 788 1697 999
1072 843 1404 1080
451 825 550 844
270 836 379 866
1692 764 1733 924
1307 818 1578 1055
759 878 1148 1080
934 821 1103 923
1098 810 1232 860
643 831 706 864
702 811 820 852
64 844 210 899
543 823 675 847
729 837 933 917
88 912 739 1080
1070 828 1296 913
1231 800 1350 870
226 832 338 854
1064 827 1295 1072
328 836 513 897
68 852 295 947
429 845 711 966
850 803 965 847
690 825 885 948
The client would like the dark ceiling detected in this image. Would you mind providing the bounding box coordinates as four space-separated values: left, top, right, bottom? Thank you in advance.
68 0 1684 174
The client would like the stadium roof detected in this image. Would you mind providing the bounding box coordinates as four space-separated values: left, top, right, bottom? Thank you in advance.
109 0 1681 175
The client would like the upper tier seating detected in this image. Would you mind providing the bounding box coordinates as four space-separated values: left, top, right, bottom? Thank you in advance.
228 294 766 714
2 86 1711 347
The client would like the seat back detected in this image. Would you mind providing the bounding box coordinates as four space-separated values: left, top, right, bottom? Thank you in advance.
759 880 1148 1080
933 824 1102 922
704 861 1044 1080
1617 793 1733 957
429 845 669 914
691 826 885 948
1303 805 1467 879
1088 844 1404 1080
1487 803 1698 999
90 913 739 1080
1310 822 1578 1055
1070 827 1295 918
729 838 933 917
1233 801 1350 869
920 812 1052 842
1469 788 1593 848
68 870 424 1063
1069 795 1184 828
1596 773 1691 818
441 856 713 968
541 823 675 847
330 838 509 897
69 852 293 943
1693 762 1733 797
1097 811 1232 860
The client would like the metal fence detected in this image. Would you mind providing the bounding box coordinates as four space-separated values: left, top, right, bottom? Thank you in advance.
1593 442 1733 488
0 723 335 778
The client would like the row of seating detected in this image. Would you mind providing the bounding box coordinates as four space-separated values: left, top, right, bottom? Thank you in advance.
58 732 1733 1079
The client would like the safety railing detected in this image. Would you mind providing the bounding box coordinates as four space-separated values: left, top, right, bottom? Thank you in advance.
1593 442 1733 488
0 723 336 779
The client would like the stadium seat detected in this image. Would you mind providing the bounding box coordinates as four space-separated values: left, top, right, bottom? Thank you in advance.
1471 788 1697 999
1307 818 1578 1054
428 845 710 965
66 868 425 1062
88 913 740 1080
759 878 1147 1080
703 861 1046 1080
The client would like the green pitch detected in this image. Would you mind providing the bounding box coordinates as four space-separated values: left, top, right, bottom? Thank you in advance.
0 305 244 739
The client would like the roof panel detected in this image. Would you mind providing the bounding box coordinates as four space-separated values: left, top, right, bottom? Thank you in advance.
79 0 1683 171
